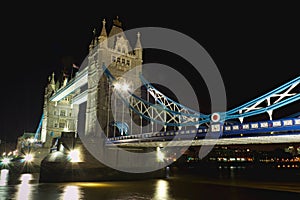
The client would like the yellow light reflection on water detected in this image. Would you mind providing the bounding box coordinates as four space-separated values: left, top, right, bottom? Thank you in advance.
75 182 113 187
154 179 170 200
60 185 83 200
14 173 33 200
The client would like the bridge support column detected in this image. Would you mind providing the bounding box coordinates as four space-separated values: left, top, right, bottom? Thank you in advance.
267 110 273 120
102 146 166 174
238 117 244 124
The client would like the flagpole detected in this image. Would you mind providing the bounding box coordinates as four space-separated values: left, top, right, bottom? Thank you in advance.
71 65 73 80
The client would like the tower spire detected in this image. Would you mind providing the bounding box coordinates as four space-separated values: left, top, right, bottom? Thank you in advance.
93 27 98 46
135 32 142 49
49 72 56 91
51 72 55 85
89 27 96 52
99 19 107 37
135 32 142 59
93 27 96 37
98 18 108 48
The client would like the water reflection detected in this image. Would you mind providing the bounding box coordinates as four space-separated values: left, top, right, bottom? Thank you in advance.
14 173 33 200
0 169 9 199
0 169 9 186
60 185 83 200
0 168 298 199
153 179 170 200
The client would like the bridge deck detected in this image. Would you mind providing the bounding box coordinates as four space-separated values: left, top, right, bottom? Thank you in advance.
106 133 300 147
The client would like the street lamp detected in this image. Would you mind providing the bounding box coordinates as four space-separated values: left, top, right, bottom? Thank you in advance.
1 157 10 165
23 153 34 163
68 149 81 162
113 82 130 92
113 82 122 91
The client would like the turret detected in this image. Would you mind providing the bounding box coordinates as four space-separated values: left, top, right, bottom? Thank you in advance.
55 80 60 91
134 32 142 59
62 76 68 88
89 28 97 53
50 72 56 92
98 19 107 48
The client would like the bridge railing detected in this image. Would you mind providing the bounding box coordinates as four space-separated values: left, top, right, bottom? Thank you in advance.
107 117 300 144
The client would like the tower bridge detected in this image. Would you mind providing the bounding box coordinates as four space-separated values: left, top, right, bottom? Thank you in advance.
28 17 300 182
35 17 300 149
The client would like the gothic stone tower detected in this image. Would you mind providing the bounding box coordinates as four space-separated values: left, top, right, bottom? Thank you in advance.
85 17 143 137
41 73 79 148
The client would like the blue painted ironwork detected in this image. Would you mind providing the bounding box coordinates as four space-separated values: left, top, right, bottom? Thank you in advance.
111 121 130 135
139 74 208 118
102 64 300 128
34 113 44 140
108 117 300 144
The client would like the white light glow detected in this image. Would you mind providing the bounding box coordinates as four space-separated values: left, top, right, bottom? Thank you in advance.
68 149 81 162
13 150 18 156
1 157 11 165
156 147 165 162
14 174 33 200
114 81 130 92
114 83 121 90
24 154 34 162
0 169 9 186
121 84 129 91
61 185 83 200
154 180 170 200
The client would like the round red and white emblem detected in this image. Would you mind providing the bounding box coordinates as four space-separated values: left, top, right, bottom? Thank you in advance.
211 112 220 122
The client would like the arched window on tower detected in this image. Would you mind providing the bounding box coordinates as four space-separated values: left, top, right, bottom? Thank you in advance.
60 110 66 116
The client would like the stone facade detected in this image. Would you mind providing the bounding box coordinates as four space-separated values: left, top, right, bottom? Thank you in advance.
85 17 143 137
40 72 79 148
41 17 143 147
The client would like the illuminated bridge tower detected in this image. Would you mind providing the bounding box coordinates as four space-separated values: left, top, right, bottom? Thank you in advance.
85 17 143 137
40 73 79 148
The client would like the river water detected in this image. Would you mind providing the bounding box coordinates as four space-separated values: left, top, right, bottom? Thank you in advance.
0 167 299 200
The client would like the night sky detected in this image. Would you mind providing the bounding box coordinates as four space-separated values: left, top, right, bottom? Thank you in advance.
1 3 299 142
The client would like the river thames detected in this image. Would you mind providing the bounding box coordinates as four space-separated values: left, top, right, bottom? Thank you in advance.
0 166 299 200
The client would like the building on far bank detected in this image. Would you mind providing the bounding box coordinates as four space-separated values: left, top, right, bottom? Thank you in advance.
0 140 17 156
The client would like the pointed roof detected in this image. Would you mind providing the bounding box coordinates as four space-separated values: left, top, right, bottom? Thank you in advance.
92 27 98 46
48 72 56 92
89 27 97 51
108 16 129 49
99 19 107 38
135 32 142 49
108 17 125 38
50 72 55 85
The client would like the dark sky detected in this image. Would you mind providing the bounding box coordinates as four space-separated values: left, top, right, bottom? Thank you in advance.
1 3 299 142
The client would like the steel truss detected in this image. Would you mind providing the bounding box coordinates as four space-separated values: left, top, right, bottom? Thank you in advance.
102 64 300 128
